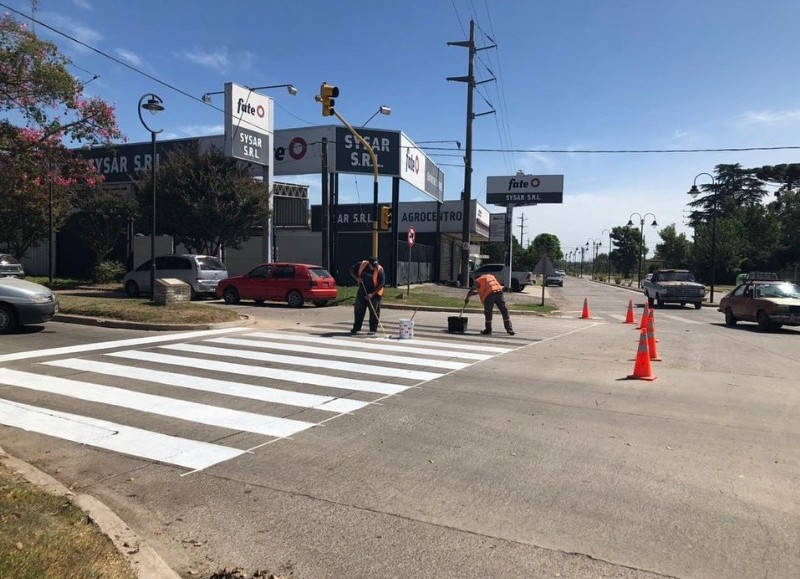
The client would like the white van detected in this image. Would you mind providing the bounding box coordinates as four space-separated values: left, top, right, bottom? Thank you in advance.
123 254 228 299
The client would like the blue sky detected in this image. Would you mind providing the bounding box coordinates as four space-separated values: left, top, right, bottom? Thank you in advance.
4 0 800 257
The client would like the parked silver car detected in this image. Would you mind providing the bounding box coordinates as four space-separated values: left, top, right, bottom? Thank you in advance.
0 254 25 278
0 277 59 333
122 254 228 299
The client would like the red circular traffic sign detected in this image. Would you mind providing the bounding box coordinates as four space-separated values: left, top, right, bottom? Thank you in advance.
407 227 416 248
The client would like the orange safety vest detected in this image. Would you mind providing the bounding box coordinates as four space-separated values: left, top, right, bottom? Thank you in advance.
357 261 384 297
476 274 502 302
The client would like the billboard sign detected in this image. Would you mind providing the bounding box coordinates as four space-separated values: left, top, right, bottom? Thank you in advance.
486 174 564 206
224 82 273 165
334 127 400 176
273 126 334 176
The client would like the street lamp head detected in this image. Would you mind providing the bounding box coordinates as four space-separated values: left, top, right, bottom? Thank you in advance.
379 105 391 116
201 93 212 104
626 219 634 226
141 95 164 115
287 84 298 96
650 218 658 227
687 184 701 198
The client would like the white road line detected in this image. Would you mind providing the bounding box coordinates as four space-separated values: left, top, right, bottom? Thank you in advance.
201 337 467 370
108 350 412 395
247 332 511 360
165 343 444 382
0 327 248 363
0 398 244 470
45 358 368 414
0 369 313 438
658 314 704 324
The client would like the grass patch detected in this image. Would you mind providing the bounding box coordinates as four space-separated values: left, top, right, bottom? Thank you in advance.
57 295 241 324
330 285 554 313
0 467 136 579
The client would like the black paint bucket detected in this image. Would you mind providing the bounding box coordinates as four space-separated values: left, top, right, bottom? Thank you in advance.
448 316 468 333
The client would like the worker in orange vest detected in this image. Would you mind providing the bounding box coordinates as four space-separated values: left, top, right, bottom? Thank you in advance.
465 273 514 335
349 256 385 335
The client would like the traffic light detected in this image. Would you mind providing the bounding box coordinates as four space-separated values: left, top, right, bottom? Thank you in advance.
379 205 392 230
316 82 339 117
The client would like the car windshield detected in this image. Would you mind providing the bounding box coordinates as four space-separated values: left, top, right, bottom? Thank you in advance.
197 256 226 271
0 254 21 265
757 283 800 298
660 271 695 282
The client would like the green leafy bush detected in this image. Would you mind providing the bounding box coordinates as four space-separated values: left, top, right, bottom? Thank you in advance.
92 260 126 283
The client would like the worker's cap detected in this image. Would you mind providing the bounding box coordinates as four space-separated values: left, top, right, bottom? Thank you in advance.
369 256 379 267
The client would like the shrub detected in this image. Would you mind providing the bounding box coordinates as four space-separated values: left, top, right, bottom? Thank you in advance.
92 260 126 283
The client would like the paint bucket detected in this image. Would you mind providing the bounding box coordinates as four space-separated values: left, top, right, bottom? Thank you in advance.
448 316 468 333
399 319 415 339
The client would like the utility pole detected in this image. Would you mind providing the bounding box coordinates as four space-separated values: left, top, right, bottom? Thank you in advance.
448 19 496 287
517 213 527 248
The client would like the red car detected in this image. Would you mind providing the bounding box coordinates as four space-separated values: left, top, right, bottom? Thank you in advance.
216 262 337 307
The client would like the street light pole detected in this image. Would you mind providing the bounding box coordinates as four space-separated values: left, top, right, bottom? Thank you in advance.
587 237 601 279
601 228 612 282
688 172 717 303
138 94 164 302
627 212 657 287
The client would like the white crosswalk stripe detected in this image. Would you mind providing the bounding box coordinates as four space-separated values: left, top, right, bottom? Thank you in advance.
0 327 516 472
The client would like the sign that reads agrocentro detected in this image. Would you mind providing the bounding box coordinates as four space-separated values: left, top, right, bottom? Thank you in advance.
486 174 564 206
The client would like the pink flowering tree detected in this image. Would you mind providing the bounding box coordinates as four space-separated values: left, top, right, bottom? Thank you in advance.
0 13 123 259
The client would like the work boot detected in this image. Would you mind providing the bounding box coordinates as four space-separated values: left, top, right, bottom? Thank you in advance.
481 323 492 335
504 319 515 336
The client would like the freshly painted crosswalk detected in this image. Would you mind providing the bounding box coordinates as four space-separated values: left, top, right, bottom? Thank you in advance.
0 327 514 472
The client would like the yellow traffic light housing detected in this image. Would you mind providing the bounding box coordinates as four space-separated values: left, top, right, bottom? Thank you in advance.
315 82 339 117
379 205 392 230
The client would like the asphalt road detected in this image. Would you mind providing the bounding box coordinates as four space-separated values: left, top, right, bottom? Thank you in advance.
1 278 798 578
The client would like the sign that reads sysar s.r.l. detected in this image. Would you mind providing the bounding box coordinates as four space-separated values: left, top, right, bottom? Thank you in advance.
334 127 400 176
224 82 274 165
486 174 564 206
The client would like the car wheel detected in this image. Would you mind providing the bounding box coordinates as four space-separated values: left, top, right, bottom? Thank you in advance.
511 279 520 292
286 290 304 308
125 280 140 298
757 311 772 332
313 300 329 307
222 286 240 305
724 308 737 326
694 302 702 310
0 303 17 334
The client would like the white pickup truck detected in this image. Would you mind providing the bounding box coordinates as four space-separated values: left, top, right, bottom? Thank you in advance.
642 269 706 309
469 263 532 292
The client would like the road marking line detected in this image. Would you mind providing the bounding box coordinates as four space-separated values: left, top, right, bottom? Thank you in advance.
0 327 248 363
165 343 444 382
44 358 368 414
247 332 511 360
203 337 468 370
0 369 314 438
108 350 413 395
659 314 704 324
0 398 245 470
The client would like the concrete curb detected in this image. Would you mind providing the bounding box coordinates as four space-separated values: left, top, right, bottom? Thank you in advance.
0 445 181 579
53 312 256 331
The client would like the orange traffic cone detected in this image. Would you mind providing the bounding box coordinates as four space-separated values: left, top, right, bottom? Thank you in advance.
624 299 635 324
628 325 657 381
647 309 661 361
637 304 649 330
580 298 591 319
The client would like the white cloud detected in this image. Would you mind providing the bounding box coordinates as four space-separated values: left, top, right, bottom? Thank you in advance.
739 110 800 126
72 0 92 10
183 49 230 74
171 124 225 138
114 48 143 68
39 11 102 47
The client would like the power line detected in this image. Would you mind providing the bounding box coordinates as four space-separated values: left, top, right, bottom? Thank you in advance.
419 145 800 154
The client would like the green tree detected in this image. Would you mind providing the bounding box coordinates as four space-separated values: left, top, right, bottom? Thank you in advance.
135 144 270 255
0 14 122 258
609 225 641 278
71 185 139 265
654 224 691 268
529 233 562 263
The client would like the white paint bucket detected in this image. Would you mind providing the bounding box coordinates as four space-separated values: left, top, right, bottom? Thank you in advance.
398 319 414 339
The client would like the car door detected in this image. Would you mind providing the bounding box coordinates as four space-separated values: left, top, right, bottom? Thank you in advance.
238 264 271 301
728 283 754 321
269 265 297 301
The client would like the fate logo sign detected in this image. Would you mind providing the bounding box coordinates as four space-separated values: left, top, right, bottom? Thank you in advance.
407 227 416 248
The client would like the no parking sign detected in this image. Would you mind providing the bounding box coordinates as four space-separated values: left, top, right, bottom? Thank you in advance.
407 227 416 248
